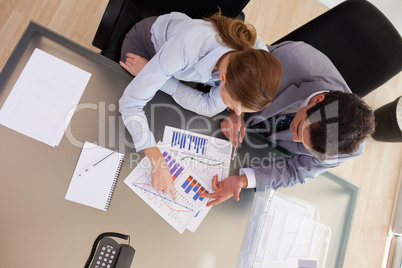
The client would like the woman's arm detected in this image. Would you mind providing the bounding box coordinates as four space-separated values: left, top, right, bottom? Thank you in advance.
119 35 188 151
119 36 189 195
170 85 227 117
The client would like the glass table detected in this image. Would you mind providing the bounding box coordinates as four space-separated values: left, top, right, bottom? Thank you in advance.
0 21 358 268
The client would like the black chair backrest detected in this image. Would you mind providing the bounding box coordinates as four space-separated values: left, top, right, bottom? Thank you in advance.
272 0 402 97
93 0 249 62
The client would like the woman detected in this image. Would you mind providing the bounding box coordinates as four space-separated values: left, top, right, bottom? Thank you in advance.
119 11 282 200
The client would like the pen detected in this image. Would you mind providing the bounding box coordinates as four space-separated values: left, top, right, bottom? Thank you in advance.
79 150 117 177
232 126 241 161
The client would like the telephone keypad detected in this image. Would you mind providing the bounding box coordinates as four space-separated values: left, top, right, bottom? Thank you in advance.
92 238 119 268
95 245 116 268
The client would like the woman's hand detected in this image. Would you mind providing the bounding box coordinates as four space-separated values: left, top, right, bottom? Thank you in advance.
144 146 176 201
119 53 149 76
221 110 246 148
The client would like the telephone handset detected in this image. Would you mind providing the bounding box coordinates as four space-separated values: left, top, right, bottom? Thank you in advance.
84 232 135 268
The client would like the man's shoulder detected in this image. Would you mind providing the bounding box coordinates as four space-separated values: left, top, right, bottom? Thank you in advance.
268 41 319 57
269 41 351 94
268 40 306 51
269 41 331 70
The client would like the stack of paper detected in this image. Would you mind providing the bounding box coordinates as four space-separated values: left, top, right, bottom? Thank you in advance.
124 126 233 233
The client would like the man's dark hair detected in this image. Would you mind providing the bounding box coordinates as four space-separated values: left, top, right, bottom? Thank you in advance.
306 91 375 158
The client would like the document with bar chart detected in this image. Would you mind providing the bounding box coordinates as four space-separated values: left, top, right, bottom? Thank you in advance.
162 126 232 190
162 126 233 232
124 127 233 233
124 148 213 233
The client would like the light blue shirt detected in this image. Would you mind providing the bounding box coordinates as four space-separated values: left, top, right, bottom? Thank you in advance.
119 12 268 151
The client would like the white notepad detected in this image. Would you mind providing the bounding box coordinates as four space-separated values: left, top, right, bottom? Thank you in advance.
65 142 124 211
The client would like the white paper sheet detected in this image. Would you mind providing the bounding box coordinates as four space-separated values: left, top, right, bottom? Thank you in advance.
161 126 232 189
124 127 233 233
124 147 212 234
0 48 91 147
161 126 233 232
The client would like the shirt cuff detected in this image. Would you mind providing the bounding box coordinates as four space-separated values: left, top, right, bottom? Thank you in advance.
239 168 256 189
122 115 157 152
133 131 157 152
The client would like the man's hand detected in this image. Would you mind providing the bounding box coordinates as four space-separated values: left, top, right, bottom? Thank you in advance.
119 53 149 76
200 174 248 207
144 146 176 201
221 110 246 148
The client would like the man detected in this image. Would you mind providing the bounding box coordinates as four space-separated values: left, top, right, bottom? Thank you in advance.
201 41 375 206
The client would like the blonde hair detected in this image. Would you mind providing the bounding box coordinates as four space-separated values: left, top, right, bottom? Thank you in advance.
205 11 282 110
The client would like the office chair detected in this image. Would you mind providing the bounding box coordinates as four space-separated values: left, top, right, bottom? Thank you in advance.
92 0 250 63
272 0 402 98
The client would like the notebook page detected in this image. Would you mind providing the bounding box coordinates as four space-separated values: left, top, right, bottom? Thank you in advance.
65 142 124 211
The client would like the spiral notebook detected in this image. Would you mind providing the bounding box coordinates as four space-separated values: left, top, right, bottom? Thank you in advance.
65 142 124 211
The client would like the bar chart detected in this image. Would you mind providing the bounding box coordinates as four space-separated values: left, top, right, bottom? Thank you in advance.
162 150 209 204
162 151 184 181
170 130 208 155
124 163 201 233
181 175 207 202
123 127 233 232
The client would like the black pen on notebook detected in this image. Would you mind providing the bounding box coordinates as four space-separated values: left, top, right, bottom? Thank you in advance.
79 150 117 177
232 126 241 161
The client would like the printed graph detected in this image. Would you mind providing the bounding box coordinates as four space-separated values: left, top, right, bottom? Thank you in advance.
124 126 233 233
161 151 209 203
124 151 213 233
124 167 200 233
131 182 194 213
179 156 228 190
181 175 207 202
162 151 184 181
170 131 208 155
161 151 208 204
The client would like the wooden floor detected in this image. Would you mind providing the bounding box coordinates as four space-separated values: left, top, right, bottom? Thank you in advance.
1 0 401 267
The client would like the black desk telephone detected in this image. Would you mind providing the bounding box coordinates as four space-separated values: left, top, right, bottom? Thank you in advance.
84 232 135 268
